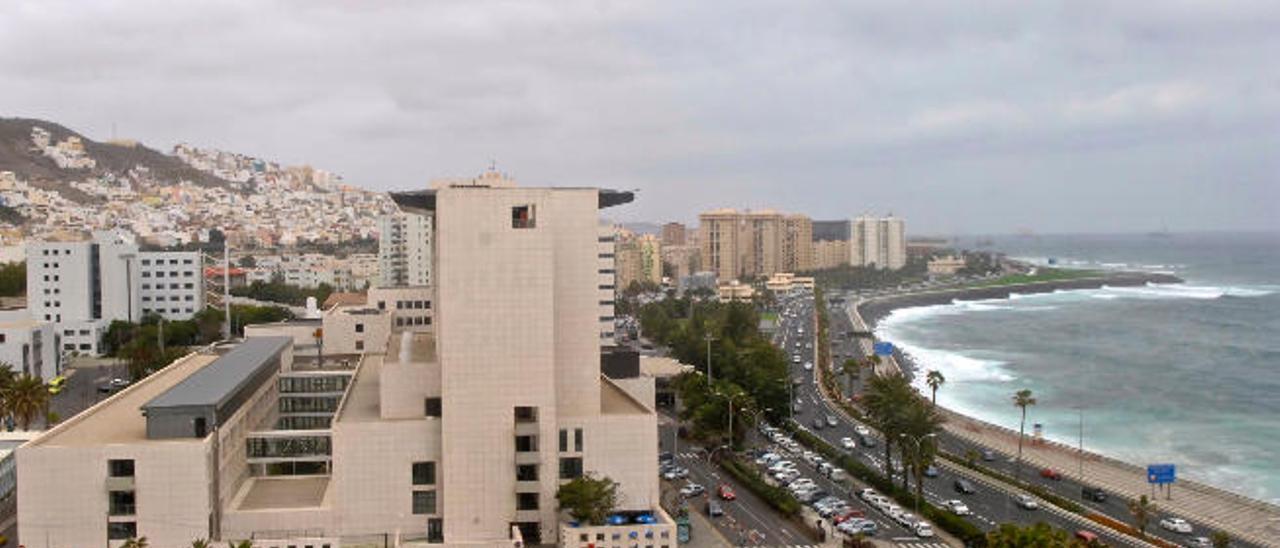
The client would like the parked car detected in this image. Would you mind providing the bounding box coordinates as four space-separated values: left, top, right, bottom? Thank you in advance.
717 483 736 501
913 522 935 538
856 488 877 502
943 499 971 516
859 433 877 447
706 499 723 517
1074 530 1100 543
1014 494 1039 510
895 511 918 527
680 483 705 498
954 479 976 494
826 415 838 427
981 449 997 461
1159 517 1194 534
839 436 856 450
47 375 67 395
1082 486 1108 502
923 464 939 478
854 424 871 437
662 467 689 480
1183 537 1213 547
811 418 824 430
1040 467 1063 481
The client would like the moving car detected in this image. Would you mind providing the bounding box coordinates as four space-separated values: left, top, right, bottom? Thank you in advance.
1074 530 1100 543
680 483 705 498
840 437 856 450
811 418 824 430
943 499 971 516
706 499 723 517
1159 517 1193 534
825 415 838 427
717 483 736 501
854 424 871 437
1184 537 1213 547
803 362 813 371
1082 486 1108 502
1040 467 1063 481
1014 494 1039 510
923 464 939 477
858 432 877 447
981 449 997 461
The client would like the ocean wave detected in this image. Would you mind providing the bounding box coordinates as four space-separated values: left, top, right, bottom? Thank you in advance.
888 338 1017 386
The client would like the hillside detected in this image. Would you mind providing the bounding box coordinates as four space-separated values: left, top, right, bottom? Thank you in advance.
0 117 236 204
0 116 392 245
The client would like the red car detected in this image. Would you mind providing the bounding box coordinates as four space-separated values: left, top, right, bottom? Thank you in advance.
717 483 736 501
833 509 866 524
1040 468 1063 481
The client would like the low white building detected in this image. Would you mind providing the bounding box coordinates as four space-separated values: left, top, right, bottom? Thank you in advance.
0 310 59 381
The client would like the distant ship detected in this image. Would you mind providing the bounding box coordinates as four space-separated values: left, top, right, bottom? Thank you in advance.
1146 225 1174 239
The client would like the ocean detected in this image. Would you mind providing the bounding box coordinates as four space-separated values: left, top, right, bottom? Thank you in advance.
874 232 1280 504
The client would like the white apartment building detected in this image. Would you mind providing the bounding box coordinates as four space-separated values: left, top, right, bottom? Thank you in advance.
0 310 59 381
138 251 205 320
851 215 907 270
379 211 433 288
17 176 670 547
26 231 205 355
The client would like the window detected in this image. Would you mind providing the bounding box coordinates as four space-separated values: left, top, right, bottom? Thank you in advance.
355 341 364 351
412 462 436 485
184 283 193 289
0 334 4 343
377 300 386 310
516 464 538 482
574 428 583 452
598 253 615 259
558 429 568 452
140 259 149 265
427 518 444 543
141 284 150 290
424 397 441 417
412 490 437 514
512 205 536 228
108 490 136 516
559 457 583 479
514 406 537 423
515 435 538 453
355 323 364 333
107 521 137 540
183 259 193 264
79 343 91 350
169 259 178 265
108 459 135 477
516 492 539 510
598 284 615 290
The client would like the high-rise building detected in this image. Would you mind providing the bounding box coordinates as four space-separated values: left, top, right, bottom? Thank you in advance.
812 220 852 270
17 174 670 547
378 211 433 288
26 230 204 355
851 215 907 270
659 222 686 247
615 232 662 291
697 209 813 282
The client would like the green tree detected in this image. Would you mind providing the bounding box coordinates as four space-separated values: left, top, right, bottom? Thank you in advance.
0 262 25 297
841 358 860 398
1211 530 1231 547
925 369 946 405
5 373 50 430
899 399 944 503
863 373 914 484
121 537 149 548
226 541 254 548
1128 494 1154 538
555 474 619 525
191 540 211 548
984 522 1073 547
1012 388 1037 481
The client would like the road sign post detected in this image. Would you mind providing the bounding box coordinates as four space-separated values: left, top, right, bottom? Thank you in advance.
1147 463 1176 500
873 341 894 356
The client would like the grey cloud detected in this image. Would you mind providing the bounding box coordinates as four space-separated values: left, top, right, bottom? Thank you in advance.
1 0 1276 233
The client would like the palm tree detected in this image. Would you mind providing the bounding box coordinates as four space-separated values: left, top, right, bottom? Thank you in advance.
0 363 16 429
191 539 211 548
864 373 914 484
841 358 860 398
1012 388 1037 482
121 537 149 548
925 369 945 405
1128 494 1154 538
899 400 944 506
227 541 254 548
4 373 50 430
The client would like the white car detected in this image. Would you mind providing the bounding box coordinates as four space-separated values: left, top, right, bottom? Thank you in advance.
679 483 705 497
943 499 971 516
789 478 816 490
854 424 871 437
857 488 877 501
1160 517 1194 534
885 505 904 521
803 362 813 371
914 522 935 538
895 512 917 527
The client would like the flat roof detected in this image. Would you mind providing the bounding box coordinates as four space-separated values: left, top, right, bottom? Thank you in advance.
337 354 382 423
233 476 330 511
143 337 290 413
33 352 217 447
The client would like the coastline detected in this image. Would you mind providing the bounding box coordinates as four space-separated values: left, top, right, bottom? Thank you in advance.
848 271 1280 546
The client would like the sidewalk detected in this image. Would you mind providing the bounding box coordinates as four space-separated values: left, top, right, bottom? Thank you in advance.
683 507 733 547
942 409 1280 546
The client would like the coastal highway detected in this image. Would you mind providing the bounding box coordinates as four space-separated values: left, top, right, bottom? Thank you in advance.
818 291 1266 548
776 297 1147 547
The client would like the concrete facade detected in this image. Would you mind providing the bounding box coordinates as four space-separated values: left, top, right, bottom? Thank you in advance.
379 211 433 288
0 310 59 381
851 215 907 270
698 209 813 283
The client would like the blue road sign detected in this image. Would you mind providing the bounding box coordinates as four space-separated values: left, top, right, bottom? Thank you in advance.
1147 464 1176 484
873 342 895 356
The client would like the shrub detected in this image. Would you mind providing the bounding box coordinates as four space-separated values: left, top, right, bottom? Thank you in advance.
719 457 801 517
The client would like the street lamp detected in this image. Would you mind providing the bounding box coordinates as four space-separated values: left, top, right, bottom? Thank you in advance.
899 432 937 516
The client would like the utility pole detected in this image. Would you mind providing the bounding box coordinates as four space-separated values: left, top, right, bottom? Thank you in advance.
703 334 716 385
223 241 231 340
1077 407 1085 481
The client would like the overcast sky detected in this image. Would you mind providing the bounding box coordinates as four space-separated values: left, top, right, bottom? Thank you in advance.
3 1 1278 234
